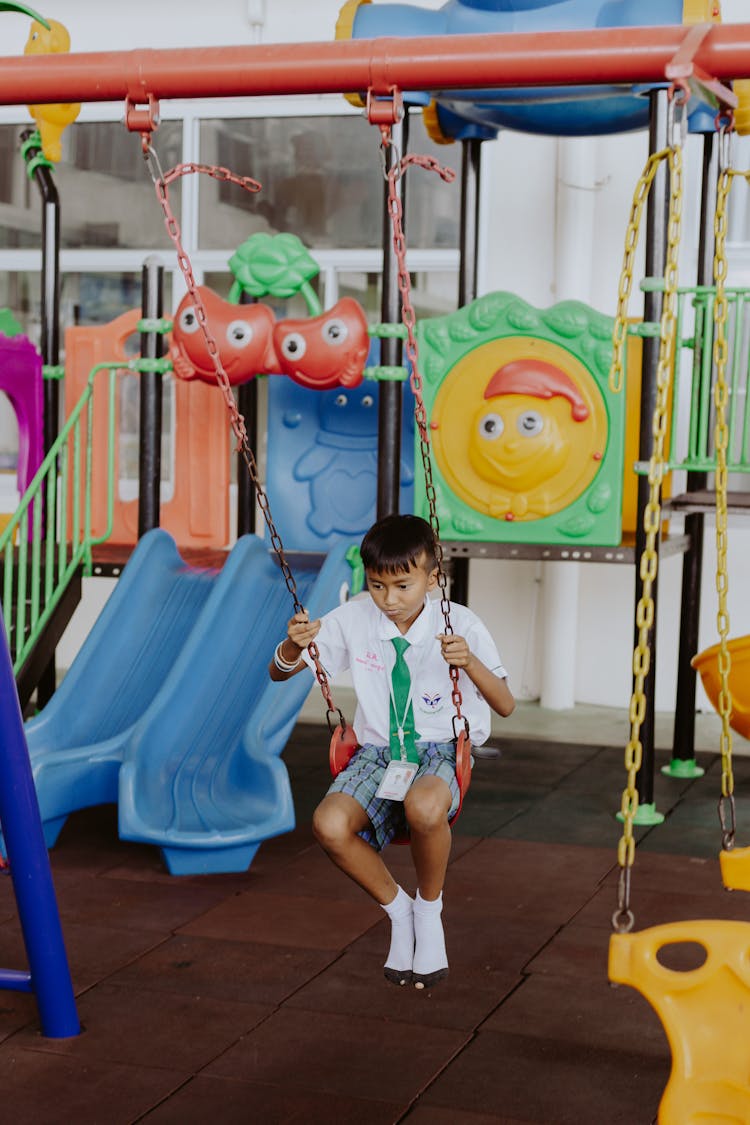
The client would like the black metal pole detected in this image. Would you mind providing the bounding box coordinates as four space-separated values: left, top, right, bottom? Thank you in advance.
451 136 483 606
137 257 164 538
377 112 408 519
670 132 718 772
634 89 670 813
20 129 61 708
236 291 258 538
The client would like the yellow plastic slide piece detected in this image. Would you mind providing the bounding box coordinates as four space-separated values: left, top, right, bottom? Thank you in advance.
735 81 750 136
609 921 750 1124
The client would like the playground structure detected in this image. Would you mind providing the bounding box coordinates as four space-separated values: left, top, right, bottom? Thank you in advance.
1 0 750 1105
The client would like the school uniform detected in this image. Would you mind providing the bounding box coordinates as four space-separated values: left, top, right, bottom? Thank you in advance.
301 593 508 849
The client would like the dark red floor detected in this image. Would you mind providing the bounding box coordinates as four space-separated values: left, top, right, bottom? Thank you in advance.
0 724 747 1124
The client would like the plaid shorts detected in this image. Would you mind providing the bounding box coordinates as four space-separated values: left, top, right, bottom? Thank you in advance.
327 742 461 852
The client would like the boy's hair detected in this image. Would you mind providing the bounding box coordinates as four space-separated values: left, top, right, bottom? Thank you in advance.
360 514 439 575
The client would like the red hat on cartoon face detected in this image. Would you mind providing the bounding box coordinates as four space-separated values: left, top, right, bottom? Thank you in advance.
483 359 589 423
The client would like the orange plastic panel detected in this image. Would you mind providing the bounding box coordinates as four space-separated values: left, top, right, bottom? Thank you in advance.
64 310 230 548
692 635 750 741
609 920 750 1124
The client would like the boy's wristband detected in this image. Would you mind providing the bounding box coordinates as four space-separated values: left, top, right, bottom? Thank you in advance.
273 641 303 672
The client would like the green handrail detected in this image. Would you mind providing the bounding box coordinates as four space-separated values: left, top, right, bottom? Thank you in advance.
633 284 750 475
0 362 121 674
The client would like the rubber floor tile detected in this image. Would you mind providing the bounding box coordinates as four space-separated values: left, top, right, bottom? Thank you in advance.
178 888 382 950
140 1074 404 1125
493 789 633 849
205 1006 470 1103
11 982 272 1072
418 1028 668 1125
524 917 615 978
407 1107 540 1125
479 972 669 1058
574 880 750 931
108 932 338 1005
0 915 166 993
47 870 229 934
284 948 522 1030
0 1044 188 1125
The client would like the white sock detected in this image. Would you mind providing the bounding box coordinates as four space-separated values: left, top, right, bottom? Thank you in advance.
412 890 449 980
382 886 414 981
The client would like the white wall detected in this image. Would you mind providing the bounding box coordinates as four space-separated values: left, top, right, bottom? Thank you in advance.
5 0 749 716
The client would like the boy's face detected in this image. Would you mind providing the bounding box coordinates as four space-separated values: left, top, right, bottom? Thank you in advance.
365 553 438 634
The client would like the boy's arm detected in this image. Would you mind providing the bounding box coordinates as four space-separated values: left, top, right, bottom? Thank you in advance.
437 633 516 717
268 610 321 682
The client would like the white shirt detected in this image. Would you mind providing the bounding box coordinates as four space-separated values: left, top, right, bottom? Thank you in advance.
301 594 507 747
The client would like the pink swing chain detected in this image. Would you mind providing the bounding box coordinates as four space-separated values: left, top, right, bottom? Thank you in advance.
379 120 469 739
139 139 342 726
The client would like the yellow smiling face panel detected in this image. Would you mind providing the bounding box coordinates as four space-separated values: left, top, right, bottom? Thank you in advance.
433 339 607 522
414 292 626 546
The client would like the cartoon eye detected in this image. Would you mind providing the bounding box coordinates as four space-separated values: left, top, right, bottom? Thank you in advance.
517 411 544 437
361 395 374 408
335 393 348 407
178 307 201 334
321 318 349 345
280 332 307 360
226 320 253 349
478 413 504 440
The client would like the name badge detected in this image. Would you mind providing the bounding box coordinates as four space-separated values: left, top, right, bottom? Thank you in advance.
375 760 418 802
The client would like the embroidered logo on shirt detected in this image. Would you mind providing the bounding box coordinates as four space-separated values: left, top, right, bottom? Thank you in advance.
355 649 385 673
417 690 446 714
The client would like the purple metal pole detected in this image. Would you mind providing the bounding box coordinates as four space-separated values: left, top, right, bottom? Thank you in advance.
0 618 79 1037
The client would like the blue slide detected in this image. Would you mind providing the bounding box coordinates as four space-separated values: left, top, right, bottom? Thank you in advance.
118 534 351 874
19 530 353 875
22 532 218 849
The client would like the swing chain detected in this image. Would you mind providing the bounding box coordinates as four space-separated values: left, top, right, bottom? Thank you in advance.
380 124 465 720
712 131 741 835
613 141 683 927
139 138 338 716
610 100 687 394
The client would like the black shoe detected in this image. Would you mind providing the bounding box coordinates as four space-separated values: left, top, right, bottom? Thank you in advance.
413 967 449 989
384 966 413 986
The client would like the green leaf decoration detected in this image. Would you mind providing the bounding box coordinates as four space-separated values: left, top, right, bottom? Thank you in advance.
422 321 452 357
424 355 448 384
0 308 23 337
468 293 510 332
448 313 477 342
587 481 612 514
229 232 319 299
541 302 589 339
558 511 596 538
451 512 484 535
506 301 541 332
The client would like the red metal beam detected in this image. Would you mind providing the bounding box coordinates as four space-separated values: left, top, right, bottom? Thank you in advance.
0 24 748 107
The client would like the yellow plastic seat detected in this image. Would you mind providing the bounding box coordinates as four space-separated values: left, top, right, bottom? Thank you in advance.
609 921 750 1124
719 846 750 892
692 635 750 741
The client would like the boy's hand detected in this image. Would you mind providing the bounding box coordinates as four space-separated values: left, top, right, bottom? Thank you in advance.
288 610 321 651
437 632 472 669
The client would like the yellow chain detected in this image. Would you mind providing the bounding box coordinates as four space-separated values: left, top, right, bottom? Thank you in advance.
712 158 744 812
610 148 674 393
613 145 683 930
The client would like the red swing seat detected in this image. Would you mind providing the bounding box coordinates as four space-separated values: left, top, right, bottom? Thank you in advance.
329 722 472 830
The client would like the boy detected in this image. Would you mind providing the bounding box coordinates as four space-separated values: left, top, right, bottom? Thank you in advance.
269 514 514 988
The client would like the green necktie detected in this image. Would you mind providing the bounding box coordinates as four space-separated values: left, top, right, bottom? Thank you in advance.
389 637 420 765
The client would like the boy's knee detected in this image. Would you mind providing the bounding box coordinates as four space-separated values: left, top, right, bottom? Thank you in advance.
312 800 355 851
404 782 451 834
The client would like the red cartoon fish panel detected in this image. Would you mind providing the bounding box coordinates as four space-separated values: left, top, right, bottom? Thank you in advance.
273 298 369 390
171 286 280 385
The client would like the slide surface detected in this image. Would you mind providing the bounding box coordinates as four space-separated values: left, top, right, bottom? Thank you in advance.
20 531 352 873
118 534 351 874
22 531 218 845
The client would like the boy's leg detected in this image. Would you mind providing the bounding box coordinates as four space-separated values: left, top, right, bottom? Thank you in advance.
313 792 415 984
404 775 452 987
